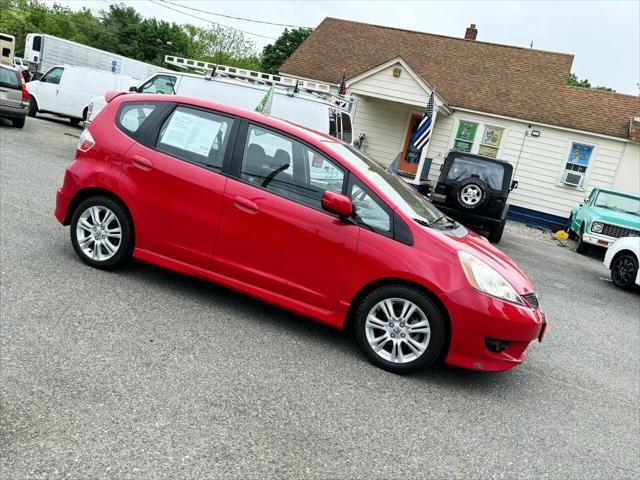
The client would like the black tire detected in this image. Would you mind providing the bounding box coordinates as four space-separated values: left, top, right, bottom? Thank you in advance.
567 215 577 240
11 117 25 128
70 196 133 270
28 97 38 117
488 221 505 243
575 224 589 254
354 285 446 374
611 253 638 289
454 178 490 211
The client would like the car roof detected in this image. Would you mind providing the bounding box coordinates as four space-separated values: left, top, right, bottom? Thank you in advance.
595 187 640 199
116 92 339 145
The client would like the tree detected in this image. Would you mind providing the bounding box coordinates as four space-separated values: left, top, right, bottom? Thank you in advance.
567 73 616 92
184 24 260 69
260 27 312 74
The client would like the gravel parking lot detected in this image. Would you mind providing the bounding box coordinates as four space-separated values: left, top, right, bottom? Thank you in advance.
1 116 639 479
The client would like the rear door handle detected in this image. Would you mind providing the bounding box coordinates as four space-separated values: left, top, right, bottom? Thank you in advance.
233 196 258 214
132 155 153 170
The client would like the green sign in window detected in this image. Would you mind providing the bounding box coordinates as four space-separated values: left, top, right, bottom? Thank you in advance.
455 121 478 142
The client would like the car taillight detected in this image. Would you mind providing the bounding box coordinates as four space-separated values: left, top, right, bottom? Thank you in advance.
77 129 95 153
18 72 29 101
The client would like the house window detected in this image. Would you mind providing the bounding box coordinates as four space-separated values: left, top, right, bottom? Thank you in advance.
478 125 504 158
565 143 593 174
453 120 478 153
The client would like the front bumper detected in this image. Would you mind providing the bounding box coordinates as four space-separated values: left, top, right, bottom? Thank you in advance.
582 232 617 248
442 287 546 371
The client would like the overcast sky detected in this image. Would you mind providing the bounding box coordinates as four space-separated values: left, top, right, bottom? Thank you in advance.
45 0 640 95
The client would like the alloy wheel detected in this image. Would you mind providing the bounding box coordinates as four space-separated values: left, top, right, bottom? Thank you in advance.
612 257 635 286
460 184 482 206
364 298 431 364
75 205 122 261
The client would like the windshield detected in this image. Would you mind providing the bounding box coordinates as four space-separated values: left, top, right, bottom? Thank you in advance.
447 156 504 190
594 191 640 216
322 141 442 224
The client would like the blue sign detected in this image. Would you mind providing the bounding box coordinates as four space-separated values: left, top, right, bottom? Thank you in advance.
111 60 118 73
567 143 593 166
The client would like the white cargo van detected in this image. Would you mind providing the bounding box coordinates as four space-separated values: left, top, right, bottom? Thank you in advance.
85 61 354 142
26 65 138 124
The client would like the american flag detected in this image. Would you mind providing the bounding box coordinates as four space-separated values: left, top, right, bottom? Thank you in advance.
413 91 435 151
338 71 347 96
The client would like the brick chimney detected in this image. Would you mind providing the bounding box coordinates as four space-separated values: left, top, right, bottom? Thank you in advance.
630 117 640 142
465 24 478 41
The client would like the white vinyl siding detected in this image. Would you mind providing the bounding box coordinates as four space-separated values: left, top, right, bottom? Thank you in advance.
349 63 429 106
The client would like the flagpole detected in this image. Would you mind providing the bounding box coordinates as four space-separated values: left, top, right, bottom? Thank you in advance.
410 87 437 187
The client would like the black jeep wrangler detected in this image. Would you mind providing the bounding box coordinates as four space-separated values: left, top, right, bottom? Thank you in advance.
429 151 517 243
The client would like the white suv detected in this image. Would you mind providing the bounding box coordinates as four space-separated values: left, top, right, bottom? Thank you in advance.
604 237 640 289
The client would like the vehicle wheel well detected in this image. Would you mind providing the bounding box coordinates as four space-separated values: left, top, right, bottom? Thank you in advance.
65 188 135 241
344 278 451 360
611 249 638 266
82 106 88 120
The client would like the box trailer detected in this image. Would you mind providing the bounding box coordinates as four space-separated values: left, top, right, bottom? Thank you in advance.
24 33 162 81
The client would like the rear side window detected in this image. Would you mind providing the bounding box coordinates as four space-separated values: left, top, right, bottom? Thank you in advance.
117 102 158 135
0 67 19 89
156 106 233 171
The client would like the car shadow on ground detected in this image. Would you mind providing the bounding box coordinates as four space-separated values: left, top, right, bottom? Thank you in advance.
54 241 529 392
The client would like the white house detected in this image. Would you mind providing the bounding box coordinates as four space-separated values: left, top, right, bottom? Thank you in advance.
281 18 640 227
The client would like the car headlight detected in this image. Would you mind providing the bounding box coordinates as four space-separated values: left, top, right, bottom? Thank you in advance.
591 222 604 233
458 251 524 305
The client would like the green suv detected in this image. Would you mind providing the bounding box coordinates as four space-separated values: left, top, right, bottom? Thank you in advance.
569 187 640 253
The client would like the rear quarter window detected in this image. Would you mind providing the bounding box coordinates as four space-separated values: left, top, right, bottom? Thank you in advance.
0 67 20 89
116 102 159 136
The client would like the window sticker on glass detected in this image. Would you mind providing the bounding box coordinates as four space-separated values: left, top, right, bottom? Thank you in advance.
160 110 222 156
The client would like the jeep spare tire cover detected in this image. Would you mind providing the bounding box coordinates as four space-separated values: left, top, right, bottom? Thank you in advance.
454 178 489 210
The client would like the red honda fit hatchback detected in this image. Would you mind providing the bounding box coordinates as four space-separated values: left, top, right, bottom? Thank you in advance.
55 93 546 373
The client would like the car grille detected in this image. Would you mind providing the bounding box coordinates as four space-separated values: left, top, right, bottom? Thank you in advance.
601 224 640 239
522 293 540 309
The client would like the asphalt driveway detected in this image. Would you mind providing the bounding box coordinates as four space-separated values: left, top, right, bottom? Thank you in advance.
1 116 639 479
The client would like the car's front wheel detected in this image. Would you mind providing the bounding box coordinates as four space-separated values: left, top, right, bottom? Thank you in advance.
28 97 38 117
575 224 589 254
70 196 133 270
354 285 446 374
611 253 638 289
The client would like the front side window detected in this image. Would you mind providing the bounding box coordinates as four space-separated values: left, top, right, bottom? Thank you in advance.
140 75 176 94
156 106 233 170
321 141 441 225
117 102 158 135
350 182 391 232
478 125 505 158
241 125 345 209
453 120 478 153
42 67 64 85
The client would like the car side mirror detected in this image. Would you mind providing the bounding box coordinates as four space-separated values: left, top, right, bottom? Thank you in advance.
510 180 519 191
583 196 590 204
321 191 353 218
129 85 139 92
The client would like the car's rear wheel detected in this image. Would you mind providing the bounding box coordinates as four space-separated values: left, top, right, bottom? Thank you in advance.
575 224 589 254
354 285 446 374
70 196 133 270
28 97 38 117
11 117 25 128
611 253 638 289
454 178 489 211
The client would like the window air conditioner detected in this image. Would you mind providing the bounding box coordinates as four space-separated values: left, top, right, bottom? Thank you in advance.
562 170 585 187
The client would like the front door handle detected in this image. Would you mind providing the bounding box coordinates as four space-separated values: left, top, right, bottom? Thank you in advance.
233 196 258 214
132 155 153 170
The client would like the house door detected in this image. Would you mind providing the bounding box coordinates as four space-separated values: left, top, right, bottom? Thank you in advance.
397 113 423 175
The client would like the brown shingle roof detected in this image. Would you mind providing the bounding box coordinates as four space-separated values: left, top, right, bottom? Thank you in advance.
281 17 640 139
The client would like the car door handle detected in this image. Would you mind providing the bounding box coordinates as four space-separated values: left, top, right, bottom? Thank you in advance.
233 196 258 214
132 155 153 170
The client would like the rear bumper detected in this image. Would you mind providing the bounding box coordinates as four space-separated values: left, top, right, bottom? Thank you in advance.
442 287 546 371
0 103 28 119
434 205 504 228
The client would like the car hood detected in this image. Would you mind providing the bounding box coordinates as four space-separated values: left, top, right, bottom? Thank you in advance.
419 225 535 295
590 207 640 228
